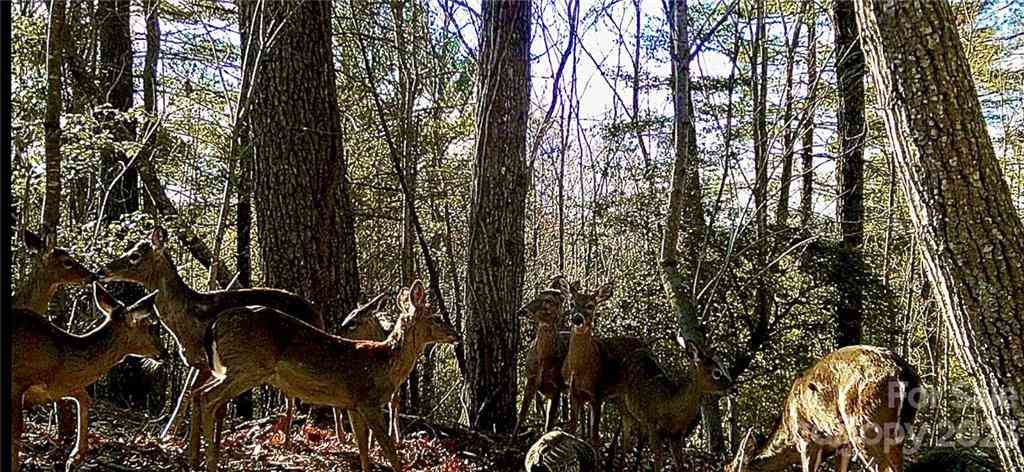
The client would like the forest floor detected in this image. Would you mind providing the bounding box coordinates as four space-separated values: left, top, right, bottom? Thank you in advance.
18 400 528 472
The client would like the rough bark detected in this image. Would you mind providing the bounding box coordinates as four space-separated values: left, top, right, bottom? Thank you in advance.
96 0 138 221
834 0 866 348
855 0 1024 467
464 0 530 434
244 0 360 322
42 0 65 240
798 12 817 228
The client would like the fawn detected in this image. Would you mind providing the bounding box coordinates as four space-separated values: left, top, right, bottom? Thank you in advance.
191 280 459 472
12 284 166 472
515 275 571 435
561 280 650 449
99 227 324 450
617 335 735 471
336 290 401 440
726 345 920 472
15 229 97 313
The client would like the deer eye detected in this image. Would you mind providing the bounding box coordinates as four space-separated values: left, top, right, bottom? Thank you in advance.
62 259 74 269
129 253 141 264
712 370 723 380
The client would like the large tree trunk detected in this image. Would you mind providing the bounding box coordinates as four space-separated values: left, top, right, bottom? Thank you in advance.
97 0 138 221
834 0 866 348
855 0 1024 467
798 12 818 229
464 0 530 434
243 0 360 321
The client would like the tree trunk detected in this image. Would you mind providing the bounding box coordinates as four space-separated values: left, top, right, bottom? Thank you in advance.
855 0 1024 467
243 0 360 322
798 12 818 229
774 4 807 228
834 0 866 348
464 0 530 434
97 0 138 221
42 0 65 240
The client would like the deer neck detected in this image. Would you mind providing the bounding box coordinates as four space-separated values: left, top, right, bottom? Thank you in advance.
535 322 561 359
14 265 60 314
381 321 426 391
58 322 134 393
150 256 200 322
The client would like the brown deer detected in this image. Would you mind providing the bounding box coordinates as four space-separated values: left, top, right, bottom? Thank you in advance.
726 345 921 472
514 275 571 435
617 335 735 471
561 280 650 449
12 284 166 472
335 290 401 440
98 227 324 450
15 229 97 313
14 229 99 448
191 280 460 472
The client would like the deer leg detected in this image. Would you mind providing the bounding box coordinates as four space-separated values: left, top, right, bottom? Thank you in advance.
186 368 216 463
514 376 539 436
334 409 346 442
567 394 580 435
283 396 295 450
13 396 24 472
544 394 560 432
589 398 603 450
651 434 664 472
349 411 371 472
197 375 255 472
162 367 199 439
359 406 401 472
65 389 91 467
837 445 853 472
57 399 77 446
796 440 823 472
390 393 401 440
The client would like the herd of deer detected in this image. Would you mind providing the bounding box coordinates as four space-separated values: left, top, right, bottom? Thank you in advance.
12 227 922 472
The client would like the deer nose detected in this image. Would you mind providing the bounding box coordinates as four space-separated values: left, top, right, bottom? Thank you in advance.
728 384 740 396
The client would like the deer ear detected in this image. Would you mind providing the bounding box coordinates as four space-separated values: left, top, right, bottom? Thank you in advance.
569 281 581 296
676 335 702 363
410 280 426 306
151 226 168 250
596 282 614 303
23 229 45 253
93 283 122 315
548 275 567 292
397 287 412 313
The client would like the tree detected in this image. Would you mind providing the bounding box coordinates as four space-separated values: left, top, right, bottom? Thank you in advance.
96 0 138 221
41 0 65 241
464 0 531 434
855 0 1024 467
834 0 866 347
242 0 361 320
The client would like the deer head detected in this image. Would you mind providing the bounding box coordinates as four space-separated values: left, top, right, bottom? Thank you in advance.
92 283 168 361
676 335 736 395
22 229 97 287
99 227 173 286
338 290 390 339
565 280 614 335
394 280 460 346
517 275 567 326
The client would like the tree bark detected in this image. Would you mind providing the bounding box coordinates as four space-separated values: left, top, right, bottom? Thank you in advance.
855 0 1024 467
97 0 138 221
798 12 817 229
834 0 866 348
464 0 530 434
42 0 65 240
774 3 807 228
243 0 360 322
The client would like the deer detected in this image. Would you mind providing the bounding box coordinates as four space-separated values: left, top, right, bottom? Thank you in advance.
190 280 460 472
514 275 571 436
12 283 167 472
14 229 99 450
616 334 736 471
335 290 401 441
15 229 97 314
98 227 325 451
726 345 921 472
561 280 651 451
